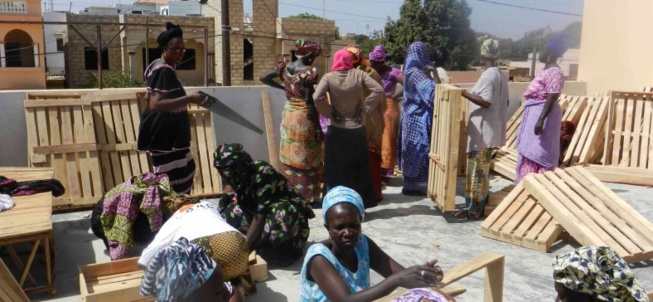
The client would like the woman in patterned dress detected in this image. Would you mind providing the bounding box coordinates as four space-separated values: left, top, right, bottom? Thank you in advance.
515 33 570 183
213 143 315 267
260 40 324 206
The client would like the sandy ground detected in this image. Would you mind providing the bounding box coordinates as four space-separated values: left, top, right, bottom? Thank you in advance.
25 175 653 302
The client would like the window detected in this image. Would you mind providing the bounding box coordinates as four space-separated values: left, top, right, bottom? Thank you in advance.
142 48 196 71
55 34 64 52
4 29 34 67
84 47 109 70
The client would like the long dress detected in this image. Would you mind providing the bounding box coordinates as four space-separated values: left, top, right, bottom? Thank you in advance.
379 67 403 178
218 161 314 260
359 65 386 201
398 42 435 193
138 59 196 194
275 62 323 204
515 66 565 183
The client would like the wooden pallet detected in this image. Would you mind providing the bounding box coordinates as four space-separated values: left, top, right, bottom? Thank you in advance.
585 164 653 187
491 147 517 181
561 95 609 166
504 102 524 149
188 104 222 196
483 166 653 262
481 182 563 252
90 92 150 192
427 84 463 212
24 97 104 210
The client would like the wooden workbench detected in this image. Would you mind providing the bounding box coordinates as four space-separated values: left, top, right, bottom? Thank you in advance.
0 167 57 295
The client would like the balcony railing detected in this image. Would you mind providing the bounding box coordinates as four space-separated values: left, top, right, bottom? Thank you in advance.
0 1 27 14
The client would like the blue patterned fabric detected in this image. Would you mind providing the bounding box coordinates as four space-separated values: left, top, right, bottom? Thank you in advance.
299 235 371 301
140 237 216 302
321 186 365 223
399 42 435 192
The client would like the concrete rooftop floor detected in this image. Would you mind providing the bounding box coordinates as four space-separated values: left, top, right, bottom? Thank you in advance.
29 174 653 302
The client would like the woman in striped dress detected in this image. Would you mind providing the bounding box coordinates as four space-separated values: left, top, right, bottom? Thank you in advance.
138 22 204 194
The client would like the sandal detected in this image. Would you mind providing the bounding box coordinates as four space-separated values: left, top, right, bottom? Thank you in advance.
452 210 469 219
466 212 484 221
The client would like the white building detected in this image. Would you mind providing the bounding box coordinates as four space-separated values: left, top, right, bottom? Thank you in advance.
42 12 67 75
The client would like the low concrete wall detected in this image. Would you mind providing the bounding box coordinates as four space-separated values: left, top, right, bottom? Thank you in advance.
0 82 586 167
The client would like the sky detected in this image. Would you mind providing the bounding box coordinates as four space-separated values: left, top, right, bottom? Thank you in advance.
48 0 584 40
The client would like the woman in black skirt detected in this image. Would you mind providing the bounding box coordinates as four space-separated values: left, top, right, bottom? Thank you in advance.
138 22 205 194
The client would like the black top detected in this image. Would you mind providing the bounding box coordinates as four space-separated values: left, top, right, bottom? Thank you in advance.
137 59 191 151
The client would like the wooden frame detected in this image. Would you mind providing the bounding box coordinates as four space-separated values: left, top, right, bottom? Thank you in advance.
490 147 518 181
188 104 223 196
427 84 462 212
378 253 505 302
560 95 609 166
0 259 29 302
79 257 153 302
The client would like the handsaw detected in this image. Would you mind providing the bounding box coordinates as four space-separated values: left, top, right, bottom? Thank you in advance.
198 91 264 134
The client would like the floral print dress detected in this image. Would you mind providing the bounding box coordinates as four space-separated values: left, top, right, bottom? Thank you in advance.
218 161 315 258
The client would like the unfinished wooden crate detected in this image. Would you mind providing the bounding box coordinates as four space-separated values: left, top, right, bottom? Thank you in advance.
589 91 653 185
79 257 153 302
188 104 222 196
24 97 104 210
560 95 609 166
481 183 563 252
90 92 150 192
484 166 653 263
248 252 268 282
427 84 463 212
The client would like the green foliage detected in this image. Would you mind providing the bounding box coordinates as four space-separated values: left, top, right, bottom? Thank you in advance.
351 30 384 56
288 12 323 19
383 0 478 70
87 69 143 88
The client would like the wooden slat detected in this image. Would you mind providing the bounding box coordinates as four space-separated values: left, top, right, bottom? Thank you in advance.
0 259 29 302
586 164 653 186
261 91 280 170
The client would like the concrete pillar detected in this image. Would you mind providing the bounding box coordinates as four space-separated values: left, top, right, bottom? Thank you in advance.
128 50 136 81
33 44 39 67
0 44 5 67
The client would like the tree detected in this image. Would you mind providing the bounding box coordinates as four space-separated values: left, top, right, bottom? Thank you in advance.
351 30 383 55
383 0 477 70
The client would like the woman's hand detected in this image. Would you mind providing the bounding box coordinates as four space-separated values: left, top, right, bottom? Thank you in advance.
424 259 444 282
189 92 206 105
390 264 440 289
534 119 544 135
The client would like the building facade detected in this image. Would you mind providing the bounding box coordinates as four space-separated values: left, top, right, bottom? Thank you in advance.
43 12 67 76
0 0 46 89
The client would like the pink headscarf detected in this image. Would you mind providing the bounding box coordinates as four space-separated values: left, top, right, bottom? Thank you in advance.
330 49 353 72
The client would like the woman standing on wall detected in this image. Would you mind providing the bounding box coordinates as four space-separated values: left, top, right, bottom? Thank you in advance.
138 23 205 194
260 40 324 207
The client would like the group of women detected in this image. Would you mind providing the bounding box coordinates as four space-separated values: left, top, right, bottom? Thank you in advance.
99 22 650 302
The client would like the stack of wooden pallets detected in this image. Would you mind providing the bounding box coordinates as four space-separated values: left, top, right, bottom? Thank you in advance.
23 92 222 211
482 166 653 263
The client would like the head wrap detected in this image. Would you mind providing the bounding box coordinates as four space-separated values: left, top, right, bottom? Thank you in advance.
157 22 183 48
344 46 369 67
552 246 649 302
213 143 254 191
405 42 430 72
561 121 576 138
546 32 570 58
331 49 354 72
368 45 389 62
295 39 322 59
480 39 499 60
404 41 436 101
392 288 449 302
322 186 365 223
140 237 217 302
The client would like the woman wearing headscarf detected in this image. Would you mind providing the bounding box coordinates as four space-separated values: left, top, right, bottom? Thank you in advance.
140 237 236 302
213 143 315 266
345 45 387 202
139 200 250 300
313 49 384 208
259 40 324 206
454 39 509 220
399 42 435 196
514 33 570 183
369 45 404 181
299 186 447 302
552 246 649 302
138 22 205 194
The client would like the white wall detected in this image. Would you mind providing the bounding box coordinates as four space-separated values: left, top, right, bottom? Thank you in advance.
167 1 201 16
43 12 67 75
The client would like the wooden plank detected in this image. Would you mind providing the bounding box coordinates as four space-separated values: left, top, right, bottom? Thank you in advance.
630 97 644 167
61 106 82 202
620 95 635 166
641 101 652 168
74 106 93 199
586 164 653 186
488 190 529 235
261 91 280 170
24 98 90 108
576 96 609 164
195 109 212 194
611 93 625 165
92 102 115 191
119 99 140 178
110 100 132 182
0 258 29 302
101 100 123 189
188 110 202 194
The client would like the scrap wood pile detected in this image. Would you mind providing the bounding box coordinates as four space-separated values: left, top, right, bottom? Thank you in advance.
22 91 222 212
